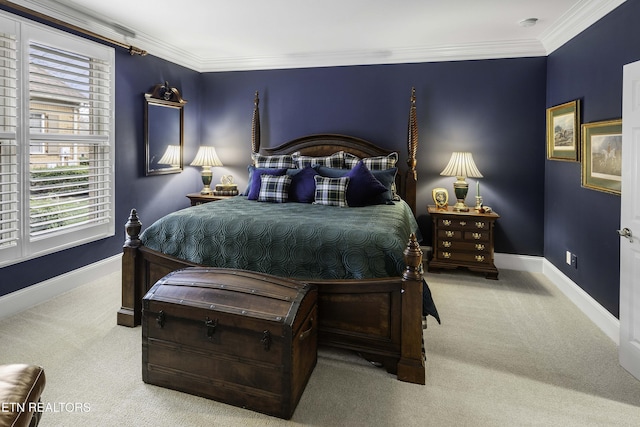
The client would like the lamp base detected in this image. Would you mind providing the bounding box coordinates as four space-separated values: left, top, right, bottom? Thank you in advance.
200 168 212 195
452 178 469 212
452 201 469 212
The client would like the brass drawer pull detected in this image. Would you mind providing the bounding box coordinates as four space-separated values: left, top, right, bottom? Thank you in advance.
459 221 467 226
445 231 455 237
472 232 482 240
442 241 452 248
475 222 486 228
443 219 452 226
442 252 451 259
475 244 485 251
475 255 485 262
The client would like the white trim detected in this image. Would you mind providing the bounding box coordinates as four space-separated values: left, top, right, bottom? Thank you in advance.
494 252 544 273
7 0 627 73
542 258 620 345
0 254 120 321
0 253 620 347
494 254 619 344
539 0 627 54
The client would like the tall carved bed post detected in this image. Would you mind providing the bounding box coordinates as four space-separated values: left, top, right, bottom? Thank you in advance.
405 87 418 216
397 87 425 384
252 91 260 154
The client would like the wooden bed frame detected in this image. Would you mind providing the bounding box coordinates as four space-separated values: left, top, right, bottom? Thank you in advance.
118 89 426 384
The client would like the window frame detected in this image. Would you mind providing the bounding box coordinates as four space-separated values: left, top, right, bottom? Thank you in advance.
0 11 115 267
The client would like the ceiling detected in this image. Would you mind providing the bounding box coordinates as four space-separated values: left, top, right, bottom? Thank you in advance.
8 0 626 72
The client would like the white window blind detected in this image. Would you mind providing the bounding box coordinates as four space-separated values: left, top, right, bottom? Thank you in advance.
0 30 17 253
28 41 112 239
0 12 115 267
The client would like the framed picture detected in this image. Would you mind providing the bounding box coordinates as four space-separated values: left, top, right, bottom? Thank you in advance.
581 119 622 195
547 100 580 161
432 187 449 209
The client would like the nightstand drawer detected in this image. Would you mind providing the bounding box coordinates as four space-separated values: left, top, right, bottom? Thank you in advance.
438 218 490 230
435 250 492 264
437 229 463 240
463 230 490 241
437 240 490 252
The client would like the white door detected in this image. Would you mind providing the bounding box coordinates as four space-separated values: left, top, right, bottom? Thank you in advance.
619 59 640 380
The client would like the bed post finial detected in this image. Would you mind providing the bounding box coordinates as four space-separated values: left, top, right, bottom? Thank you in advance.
403 233 423 282
252 91 261 154
124 208 142 248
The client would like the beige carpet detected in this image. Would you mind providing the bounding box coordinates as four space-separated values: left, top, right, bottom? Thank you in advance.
1 268 640 426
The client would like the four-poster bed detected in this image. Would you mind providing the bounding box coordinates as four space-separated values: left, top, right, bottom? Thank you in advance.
118 88 432 384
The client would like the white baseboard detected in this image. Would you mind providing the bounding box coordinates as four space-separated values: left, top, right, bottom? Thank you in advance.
541 259 620 345
495 253 619 344
0 254 121 322
0 252 620 346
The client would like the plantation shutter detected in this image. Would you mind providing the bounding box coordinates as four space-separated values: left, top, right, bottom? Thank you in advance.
28 41 112 238
0 30 17 252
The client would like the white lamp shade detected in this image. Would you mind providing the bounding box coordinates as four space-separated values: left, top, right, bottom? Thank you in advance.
157 145 181 166
190 146 223 167
440 152 483 178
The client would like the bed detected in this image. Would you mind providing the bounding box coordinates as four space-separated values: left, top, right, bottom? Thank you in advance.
118 89 435 384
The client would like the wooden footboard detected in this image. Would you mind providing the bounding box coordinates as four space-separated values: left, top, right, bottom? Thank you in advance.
118 209 425 384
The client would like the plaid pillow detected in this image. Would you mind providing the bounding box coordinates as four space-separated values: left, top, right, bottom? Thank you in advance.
292 151 344 168
361 152 398 170
343 152 361 169
313 175 349 207
252 153 296 169
258 174 292 203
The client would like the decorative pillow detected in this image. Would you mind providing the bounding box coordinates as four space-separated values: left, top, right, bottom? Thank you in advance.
292 151 344 169
344 152 398 170
315 165 397 204
362 152 398 170
252 153 296 169
313 175 349 207
344 161 388 207
246 166 287 200
287 165 318 203
258 174 292 203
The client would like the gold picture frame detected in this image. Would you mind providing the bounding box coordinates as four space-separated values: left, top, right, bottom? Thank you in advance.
547 100 580 161
581 119 622 195
432 187 449 209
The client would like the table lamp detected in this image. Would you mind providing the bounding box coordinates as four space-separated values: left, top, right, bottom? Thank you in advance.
190 146 223 195
440 152 483 212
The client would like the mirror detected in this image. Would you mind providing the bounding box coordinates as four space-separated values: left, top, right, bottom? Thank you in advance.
145 82 187 176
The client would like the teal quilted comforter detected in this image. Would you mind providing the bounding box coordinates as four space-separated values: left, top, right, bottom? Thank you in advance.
140 196 419 280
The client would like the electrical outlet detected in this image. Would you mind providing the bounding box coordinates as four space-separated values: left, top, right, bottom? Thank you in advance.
571 253 578 269
566 251 572 265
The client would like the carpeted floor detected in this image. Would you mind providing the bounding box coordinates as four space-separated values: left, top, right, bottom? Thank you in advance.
1 268 639 426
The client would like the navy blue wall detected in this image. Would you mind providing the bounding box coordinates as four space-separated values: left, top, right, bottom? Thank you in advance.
545 0 640 318
201 58 547 257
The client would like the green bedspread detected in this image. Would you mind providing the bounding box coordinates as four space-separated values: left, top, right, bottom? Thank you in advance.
140 196 419 280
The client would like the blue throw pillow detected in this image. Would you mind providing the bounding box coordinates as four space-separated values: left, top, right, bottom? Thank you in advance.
287 165 318 203
246 166 287 200
316 163 397 206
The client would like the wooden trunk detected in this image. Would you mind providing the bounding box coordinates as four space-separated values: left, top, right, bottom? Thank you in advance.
142 267 318 419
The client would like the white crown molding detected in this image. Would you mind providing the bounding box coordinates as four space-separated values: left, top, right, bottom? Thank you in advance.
3 0 627 72
539 0 627 54
197 40 548 73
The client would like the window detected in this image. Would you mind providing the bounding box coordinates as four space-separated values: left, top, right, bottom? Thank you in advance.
0 13 115 267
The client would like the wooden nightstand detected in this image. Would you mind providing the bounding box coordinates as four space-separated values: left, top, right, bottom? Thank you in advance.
186 193 235 206
427 205 500 279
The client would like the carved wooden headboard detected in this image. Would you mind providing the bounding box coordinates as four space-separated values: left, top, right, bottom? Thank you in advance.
250 89 419 215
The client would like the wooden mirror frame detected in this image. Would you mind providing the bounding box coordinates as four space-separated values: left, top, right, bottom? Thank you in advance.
144 81 188 176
